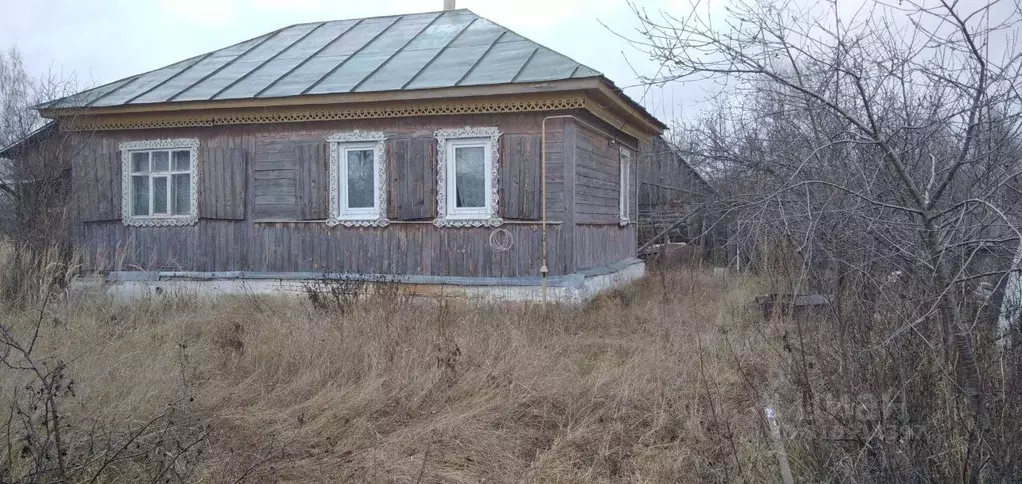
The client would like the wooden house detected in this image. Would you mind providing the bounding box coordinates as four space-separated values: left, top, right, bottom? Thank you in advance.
37 6 666 302
637 135 711 248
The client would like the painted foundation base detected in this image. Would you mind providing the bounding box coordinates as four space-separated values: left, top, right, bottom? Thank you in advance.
73 259 645 305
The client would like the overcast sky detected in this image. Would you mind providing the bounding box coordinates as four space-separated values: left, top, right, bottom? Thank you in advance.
1 0 711 128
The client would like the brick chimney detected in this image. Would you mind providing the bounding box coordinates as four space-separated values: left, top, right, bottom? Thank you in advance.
444 0 455 10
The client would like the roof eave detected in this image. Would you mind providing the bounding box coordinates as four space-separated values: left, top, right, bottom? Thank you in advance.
0 122 57 158
39 78 605 118
42 76 665 140
594 76 666 132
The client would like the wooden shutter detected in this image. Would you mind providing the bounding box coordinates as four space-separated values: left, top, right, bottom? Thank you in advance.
296 142 328 220
252 140 327 220
200 145 246 220
500 134 541 220
387 137 436 221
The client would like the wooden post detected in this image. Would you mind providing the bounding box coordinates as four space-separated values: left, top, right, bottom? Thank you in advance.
764 406 794 484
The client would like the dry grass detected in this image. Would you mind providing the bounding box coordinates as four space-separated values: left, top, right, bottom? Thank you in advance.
4 247 1018 482
0 263 802 483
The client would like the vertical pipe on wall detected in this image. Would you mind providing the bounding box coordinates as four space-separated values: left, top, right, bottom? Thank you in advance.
540 117 554 302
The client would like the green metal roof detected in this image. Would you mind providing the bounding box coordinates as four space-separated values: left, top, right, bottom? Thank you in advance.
42 9 603 109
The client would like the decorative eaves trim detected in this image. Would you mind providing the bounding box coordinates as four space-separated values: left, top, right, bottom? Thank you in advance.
60 94 653 141
119 138 200 227
434 127 502 228
326 131 389 228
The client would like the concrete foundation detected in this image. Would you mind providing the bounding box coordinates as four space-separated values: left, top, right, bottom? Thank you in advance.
72 259 645 305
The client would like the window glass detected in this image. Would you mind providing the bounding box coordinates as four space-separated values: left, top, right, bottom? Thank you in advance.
132 176 149 216
329 135 386 224
172 174 190 215
153 176 168 214
454 146 485 208
131 152 149 173
346 149 374 209
152 151 170 172
128 147 193 218
172 150 190 171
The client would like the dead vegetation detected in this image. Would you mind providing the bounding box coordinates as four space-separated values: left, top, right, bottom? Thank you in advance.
0 245 1016 482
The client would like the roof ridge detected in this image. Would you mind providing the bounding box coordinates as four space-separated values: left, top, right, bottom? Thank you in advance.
284 8 471 29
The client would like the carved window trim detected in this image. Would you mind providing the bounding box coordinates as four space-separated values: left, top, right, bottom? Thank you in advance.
434 127 502 228
120 138 199 227
326 131 388 228
619 146 631 226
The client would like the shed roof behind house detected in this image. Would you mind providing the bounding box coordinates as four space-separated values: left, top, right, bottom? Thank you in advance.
41 9 604 110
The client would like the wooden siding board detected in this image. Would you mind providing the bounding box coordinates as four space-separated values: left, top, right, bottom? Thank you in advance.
73 113 605 277
572 122 625 225
77 141 121 223
82 220 591 277
573 225 635 270
296 143 326 219
110 149 123 218
222 147 234 218
89 144 101 220
561 119 577 273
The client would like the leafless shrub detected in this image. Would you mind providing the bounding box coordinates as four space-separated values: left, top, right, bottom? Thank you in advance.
0 241 79 309
628 0 1022 479
303 277 369 313
0 298 214 482
0 47 87 251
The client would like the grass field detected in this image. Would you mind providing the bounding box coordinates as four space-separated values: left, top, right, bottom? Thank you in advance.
0 261 806 482
3 247 1009 482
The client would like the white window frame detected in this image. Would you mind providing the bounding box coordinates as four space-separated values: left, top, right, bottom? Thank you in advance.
326 131 388 227
120 138 199 227
619 146 631 226
434 127 501 227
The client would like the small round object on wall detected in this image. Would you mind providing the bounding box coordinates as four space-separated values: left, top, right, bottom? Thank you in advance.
489 228 514 252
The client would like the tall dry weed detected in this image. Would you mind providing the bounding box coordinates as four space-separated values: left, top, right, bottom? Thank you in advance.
0 261 1017 482
0 240 79 308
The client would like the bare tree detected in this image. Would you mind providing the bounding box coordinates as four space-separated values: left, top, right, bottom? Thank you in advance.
632 0 1022 480
0 47 82 250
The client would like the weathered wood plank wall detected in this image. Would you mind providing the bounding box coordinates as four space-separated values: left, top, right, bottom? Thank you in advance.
570 121 638 270
573 224 636 271
77 221 567 277
71 113 577 277
636 135 709 245
573 122 634 224
73 138 121 222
